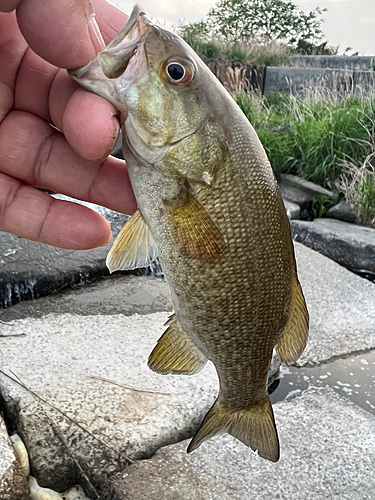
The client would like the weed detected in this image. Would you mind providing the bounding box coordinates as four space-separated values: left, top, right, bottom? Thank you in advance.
235 91 375 188
341 154 375 227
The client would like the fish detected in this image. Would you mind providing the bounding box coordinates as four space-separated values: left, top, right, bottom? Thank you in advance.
69 4 309 462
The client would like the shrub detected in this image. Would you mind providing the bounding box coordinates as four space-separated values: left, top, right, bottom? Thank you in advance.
235 91 375 188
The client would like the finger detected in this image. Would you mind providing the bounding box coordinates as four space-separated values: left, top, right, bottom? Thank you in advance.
0 1 22 12
0 110 137 214
14 47 58 122
0 172 112 249
16 0 105 68
93 0 129 44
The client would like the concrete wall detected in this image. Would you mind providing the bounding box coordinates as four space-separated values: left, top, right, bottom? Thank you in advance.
289 55 375 71
263 67 375 96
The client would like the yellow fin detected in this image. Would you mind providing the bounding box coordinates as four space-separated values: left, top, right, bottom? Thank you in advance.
106 210 158 273
276 277 309 365
148 314 207 375
187 394 279 462
168 187 225 262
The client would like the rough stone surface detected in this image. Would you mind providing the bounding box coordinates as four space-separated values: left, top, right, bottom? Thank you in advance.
0 275 173 321
0 243 374 495
0 416 30 500
294 242 375 365
111 387 375 500
291 218 375 273
0 210 161 309
326 200 358 223
283 199 300 220
0 310 277 497
278 174 334 206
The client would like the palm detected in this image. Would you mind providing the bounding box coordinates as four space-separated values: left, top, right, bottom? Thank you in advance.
0 1 135 249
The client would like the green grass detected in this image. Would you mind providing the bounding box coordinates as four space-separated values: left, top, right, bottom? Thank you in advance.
235 91 375 188
341 156 375 227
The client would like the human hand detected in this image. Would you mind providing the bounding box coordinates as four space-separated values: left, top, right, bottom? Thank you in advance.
0 0 137 250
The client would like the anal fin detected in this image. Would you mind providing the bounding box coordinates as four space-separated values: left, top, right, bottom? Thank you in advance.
276 276 309 365
187 394 279 462
106 209 158 273
148 314 207 375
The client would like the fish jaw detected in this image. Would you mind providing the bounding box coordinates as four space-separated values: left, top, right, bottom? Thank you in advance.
68 5 150 115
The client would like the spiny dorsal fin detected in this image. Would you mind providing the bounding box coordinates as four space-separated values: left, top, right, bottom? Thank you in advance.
168 186 226 262
148 314 207 375
276 277 309 365
106 209 158 273
187 394 279 462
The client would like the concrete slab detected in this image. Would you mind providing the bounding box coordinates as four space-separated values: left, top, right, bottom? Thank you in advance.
294 242 375 365
291 218 375 273
0 416 30 500
0 275 173 321
0 242 374 495
0 310 279 497
111 387 375 500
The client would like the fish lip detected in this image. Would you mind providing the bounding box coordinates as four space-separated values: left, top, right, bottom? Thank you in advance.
69 4 149 81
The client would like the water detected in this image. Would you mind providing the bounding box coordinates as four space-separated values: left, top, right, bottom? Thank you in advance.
350 268 375 283
270 349 375 416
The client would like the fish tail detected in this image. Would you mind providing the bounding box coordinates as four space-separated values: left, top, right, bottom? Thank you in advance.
187 394 279 462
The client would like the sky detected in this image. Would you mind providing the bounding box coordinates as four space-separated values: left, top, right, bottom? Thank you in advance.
107 0 375 55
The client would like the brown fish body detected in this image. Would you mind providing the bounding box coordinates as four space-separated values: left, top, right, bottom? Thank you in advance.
69 5 309 461
126 104 292 405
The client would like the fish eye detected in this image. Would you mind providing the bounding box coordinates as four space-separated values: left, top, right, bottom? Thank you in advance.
164 59 194 86
167 63 185 81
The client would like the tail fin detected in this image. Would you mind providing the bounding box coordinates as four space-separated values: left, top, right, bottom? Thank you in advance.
187 394 279 462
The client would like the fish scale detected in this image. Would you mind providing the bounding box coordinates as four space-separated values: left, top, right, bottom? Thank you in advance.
69 4 309 462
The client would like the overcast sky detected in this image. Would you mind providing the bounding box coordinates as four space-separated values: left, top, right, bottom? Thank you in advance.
107 0 375 55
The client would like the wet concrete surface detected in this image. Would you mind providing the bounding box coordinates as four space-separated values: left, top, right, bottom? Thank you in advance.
270 349 375 416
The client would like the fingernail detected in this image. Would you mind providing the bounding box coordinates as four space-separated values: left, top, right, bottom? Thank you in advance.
104 231 113 246
88 14 105 53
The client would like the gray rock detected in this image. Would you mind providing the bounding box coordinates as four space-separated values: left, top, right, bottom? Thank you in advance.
0 275 173 321
291 218 375 273
0 243 374 494
326 200 358 223
294 242 375 366
0 310 278 497
283 199 300 220
278 174 335 206
0 416 31 500
111 387 375 500
0 204 161 309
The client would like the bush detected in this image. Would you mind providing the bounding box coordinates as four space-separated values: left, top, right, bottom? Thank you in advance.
235 91 375 188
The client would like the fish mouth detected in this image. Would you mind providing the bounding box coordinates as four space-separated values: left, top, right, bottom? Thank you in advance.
68 5 149 97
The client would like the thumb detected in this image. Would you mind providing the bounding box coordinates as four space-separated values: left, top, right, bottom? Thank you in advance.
16 0 105 68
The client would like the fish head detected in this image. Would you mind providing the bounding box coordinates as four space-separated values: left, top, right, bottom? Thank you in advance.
69 5 212 155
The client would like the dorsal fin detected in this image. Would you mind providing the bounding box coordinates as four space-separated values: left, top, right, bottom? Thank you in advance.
106 209 158 273
148 314 207 375
276 277 309 365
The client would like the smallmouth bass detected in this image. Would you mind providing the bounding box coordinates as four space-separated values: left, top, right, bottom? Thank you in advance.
69 5 309 462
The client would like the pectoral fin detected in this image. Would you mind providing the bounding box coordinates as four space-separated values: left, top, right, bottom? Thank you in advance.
276 277 309 364
148 314 207 375
168 186 226 262
106 209 158 273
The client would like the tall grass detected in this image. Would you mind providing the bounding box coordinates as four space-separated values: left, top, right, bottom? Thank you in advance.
235 91 375 188
341 154 375 227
